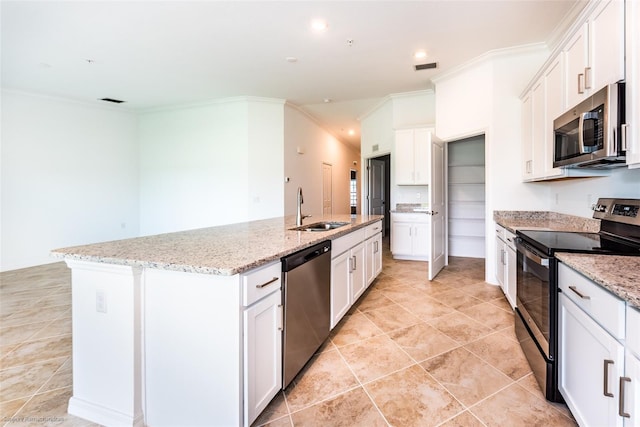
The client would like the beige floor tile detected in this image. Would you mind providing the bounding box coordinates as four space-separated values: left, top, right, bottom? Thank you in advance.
330 312 383 347
488 296 513 312
251 391 289 427
438 410 485 427
289 387 386 427
1 305 71 329
517 373 574 419
351 289 395 313
12 386 92 427
470 383 577 426
430 289 483 310
460 283 505 301
368 274 402 290
0 321 52 347
380 284 427 303
284 349 358 413
0 335 72 370
388 322 459 362
361 303 421 333
397 295 456 322
428 312 493 345
411 279 453 296
460 302 514 330
29 317 72 341
338 335 413 384
0 397 29 419
0 357 67 402
41 357 72 393
366 364 464 427
465 332 532 381
422 347 512 407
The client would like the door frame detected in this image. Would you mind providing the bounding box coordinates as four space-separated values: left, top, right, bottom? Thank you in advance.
363 153 391 235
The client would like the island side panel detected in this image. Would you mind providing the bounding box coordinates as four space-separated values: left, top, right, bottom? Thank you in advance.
66 260 144 426
143 268 243 426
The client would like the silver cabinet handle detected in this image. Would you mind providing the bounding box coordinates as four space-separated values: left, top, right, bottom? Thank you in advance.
569 285 591 300
256 277 279 288
621 124 629 151
584 67 592 89
578 73 584 94
352 256 357 271
619 376 631 418
604 359 614 397
277 304 284 331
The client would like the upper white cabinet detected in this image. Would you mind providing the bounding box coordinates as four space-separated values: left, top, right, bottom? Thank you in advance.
565 0 625 107
395 128 430 185
626 0 640 168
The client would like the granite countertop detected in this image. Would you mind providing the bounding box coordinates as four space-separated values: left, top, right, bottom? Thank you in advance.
493 211 600 233
556 253 640 309
391 203 430 213
51 214 384 276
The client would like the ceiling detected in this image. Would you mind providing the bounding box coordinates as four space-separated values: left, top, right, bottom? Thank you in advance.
1 1 586 149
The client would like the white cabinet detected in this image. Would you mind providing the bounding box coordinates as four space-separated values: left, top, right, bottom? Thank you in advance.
558 262 637 427
241 261 282 427
626 0 640 168
521 92 533 181
494 224 516 309
395 128 430 185
365 224 383 286
391 212 429 260
564 0 624 107
330 228 371 329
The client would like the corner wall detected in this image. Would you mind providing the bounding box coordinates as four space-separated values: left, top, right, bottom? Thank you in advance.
1 91 139 271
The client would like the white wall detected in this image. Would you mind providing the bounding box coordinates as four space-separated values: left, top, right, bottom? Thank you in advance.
284 105 360 217
1 91 139 271
360 98 394 159
138 98 285 236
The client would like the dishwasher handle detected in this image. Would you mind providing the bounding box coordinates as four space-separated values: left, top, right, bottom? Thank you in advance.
282 241 332 272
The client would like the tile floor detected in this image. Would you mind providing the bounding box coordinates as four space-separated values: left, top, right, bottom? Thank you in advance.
0 243 576 427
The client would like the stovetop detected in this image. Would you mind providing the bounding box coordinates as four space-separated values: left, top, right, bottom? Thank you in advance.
517 229 640 257
516 198 640 257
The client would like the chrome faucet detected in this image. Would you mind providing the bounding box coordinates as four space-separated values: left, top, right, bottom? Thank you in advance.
296 187 310 226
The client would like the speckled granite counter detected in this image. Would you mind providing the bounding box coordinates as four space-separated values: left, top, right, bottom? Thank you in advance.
51 214 383 276
493 211 600 233
556 253 640 308
391 203 430 213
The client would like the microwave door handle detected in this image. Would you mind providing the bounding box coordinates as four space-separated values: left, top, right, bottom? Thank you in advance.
578 112 586 154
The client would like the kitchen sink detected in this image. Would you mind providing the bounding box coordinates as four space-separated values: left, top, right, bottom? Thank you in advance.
290 221 350 232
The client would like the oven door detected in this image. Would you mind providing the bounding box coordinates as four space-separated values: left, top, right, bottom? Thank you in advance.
516 239 551 358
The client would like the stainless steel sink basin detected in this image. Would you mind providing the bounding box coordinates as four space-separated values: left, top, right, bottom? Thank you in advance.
290 221 350 232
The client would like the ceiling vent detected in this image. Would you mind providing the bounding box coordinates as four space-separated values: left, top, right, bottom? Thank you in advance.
100 98 125 104
414 62 438 71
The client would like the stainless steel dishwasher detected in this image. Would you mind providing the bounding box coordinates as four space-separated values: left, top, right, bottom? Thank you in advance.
281 240 331 388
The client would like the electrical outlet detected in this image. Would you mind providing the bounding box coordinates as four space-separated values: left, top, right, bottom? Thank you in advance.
416 193 421 199
96 290 107 313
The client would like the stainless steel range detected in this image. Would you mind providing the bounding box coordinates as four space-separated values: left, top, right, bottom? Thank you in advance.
515 198 640 402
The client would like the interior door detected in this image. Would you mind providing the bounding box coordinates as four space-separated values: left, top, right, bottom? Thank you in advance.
428 137 446 280
322 163 332 215
369 159 385 216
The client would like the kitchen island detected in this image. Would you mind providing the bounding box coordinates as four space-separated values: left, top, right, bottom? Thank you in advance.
51 214 384 427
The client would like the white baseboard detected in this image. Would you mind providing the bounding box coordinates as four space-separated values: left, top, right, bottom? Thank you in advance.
68 396 144 427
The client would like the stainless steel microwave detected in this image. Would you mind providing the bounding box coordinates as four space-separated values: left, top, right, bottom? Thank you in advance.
553 82 626 168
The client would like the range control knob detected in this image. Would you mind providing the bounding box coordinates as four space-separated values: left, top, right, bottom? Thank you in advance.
592 204 607 213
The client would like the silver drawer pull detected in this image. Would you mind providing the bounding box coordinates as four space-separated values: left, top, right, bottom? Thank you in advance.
569 285 591 300
604 359 614 397
256 277 279 288
619 376 631 417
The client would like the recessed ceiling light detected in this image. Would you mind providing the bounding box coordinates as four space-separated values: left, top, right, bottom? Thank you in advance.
311 19 328 32
414 50 427 60
286 57 298 63
323 98 332 103
348 129 355 136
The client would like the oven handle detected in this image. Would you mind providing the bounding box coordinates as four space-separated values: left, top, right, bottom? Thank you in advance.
516 239 549 268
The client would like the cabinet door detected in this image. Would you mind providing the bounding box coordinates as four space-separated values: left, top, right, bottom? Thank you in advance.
626 0 640 167
395 130 415 185
351 242 366 302
373 233 383 279
330 251 351 329
565 23 589 107
391 222 413 255
558 293 625 427
495 236 505 287
244 291 282 426
623 351 639 426
590 0 625 92
505 243 516 309
531 79 546 179
365 237 375 286
521 92 534 181
544 56 565 179
412 223 430 258
413 129 430 185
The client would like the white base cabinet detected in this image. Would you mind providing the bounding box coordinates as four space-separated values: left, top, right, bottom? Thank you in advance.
494 224 516 309
391 212 429 260
558 262 637 427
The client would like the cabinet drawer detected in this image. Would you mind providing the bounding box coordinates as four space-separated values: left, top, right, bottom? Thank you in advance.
391 212 429 223
365 221 383 239
494 224 506 241
504 230 517 250
332 229 365 257
628 305 640 357
242 261 281 306
558 263 625 339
